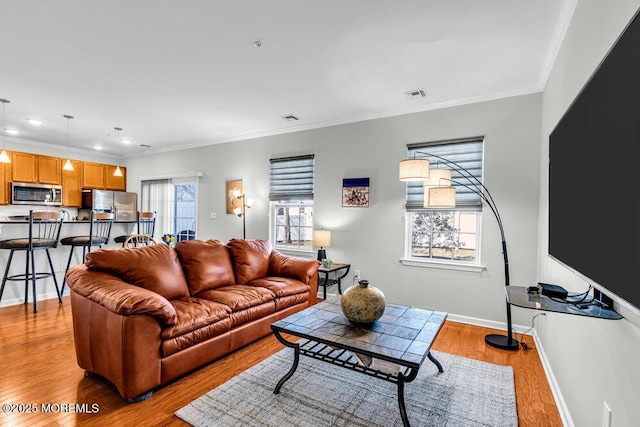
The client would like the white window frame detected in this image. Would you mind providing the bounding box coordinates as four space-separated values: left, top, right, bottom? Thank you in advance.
269 200 314 256
401 210 484 272
268 155 315 256
400 138 485 272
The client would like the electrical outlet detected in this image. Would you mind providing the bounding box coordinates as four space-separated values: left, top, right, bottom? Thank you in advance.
354 270 361 282
209 212 217 219
603 402 611 427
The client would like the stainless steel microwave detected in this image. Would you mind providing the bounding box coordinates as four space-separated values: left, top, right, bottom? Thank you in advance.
11 182 63 207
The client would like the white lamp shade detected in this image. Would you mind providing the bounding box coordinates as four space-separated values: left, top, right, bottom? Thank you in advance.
245 197 254 208
313 229 332 247
422 168 451 187
233 206 242 216
63 158 74 171
399 159 430 181
427 187 456 208
0 149 10 163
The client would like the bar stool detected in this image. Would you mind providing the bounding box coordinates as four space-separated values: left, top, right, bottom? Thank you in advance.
113 211 156 246
61 211 115 294
123 234 158 248
0 210 64 313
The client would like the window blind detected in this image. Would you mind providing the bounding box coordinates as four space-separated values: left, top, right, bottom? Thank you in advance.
405 137 484 210
269 155 315 201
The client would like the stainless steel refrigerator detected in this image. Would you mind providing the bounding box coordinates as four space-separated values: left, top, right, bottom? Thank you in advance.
82 190 137 221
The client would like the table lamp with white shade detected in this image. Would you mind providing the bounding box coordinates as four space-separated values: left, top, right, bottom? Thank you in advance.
313 229 331 261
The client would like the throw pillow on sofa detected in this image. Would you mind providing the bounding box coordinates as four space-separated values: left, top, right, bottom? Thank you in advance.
227 239 272 285
174 239 235 294
84 244 190 300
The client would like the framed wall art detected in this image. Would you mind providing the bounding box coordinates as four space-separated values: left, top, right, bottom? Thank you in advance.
342 178 370 207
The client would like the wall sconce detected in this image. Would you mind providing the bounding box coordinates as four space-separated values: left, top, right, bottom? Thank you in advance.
313 229 332 261
232 189 254 239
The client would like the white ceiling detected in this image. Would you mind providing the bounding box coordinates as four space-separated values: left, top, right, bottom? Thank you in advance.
0 0 571 157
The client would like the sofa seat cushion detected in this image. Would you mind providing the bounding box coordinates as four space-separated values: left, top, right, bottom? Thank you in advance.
161 297 233 357
273 293 309 311
174 239 235 294
230 301 276 327
227 239 272 285
85 244 190 300
196 284 275 312
247 277 310 298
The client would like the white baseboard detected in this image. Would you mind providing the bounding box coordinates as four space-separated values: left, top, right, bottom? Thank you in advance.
447 313 573 427
0 291 67 308
531 329 574 427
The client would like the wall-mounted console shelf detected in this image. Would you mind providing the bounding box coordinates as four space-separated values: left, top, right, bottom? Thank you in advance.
506 286 622 320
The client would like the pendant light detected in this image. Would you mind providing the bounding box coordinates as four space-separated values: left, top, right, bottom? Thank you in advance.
113 127 123 177
0 99 11 163
62 115 74 171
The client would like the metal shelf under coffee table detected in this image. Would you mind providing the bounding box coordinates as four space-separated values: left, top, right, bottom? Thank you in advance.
271 297 447 427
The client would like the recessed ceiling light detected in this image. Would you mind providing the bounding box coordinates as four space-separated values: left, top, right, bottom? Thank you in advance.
93 144 103 150
26 118 44 125
120 138 132 144
254 40 263 48
4 128 20 135
281 114 300 122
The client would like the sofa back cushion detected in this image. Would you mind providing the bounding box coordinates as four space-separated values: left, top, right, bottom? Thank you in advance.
226 239 272 285
174 239 235 295
85 244 190 300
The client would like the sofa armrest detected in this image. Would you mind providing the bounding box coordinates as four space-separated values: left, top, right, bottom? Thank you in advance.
66 265 178 325
268 250 320 285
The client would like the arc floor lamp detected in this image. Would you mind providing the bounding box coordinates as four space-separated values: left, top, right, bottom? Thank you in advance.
399 151 519 351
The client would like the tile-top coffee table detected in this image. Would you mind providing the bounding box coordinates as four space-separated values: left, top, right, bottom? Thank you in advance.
271 297 447 427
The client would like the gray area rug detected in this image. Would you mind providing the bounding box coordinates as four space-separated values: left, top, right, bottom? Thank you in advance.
176 349 517 427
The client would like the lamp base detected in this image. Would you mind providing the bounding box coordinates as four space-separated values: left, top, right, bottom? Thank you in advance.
317 249 326 262
485 333 520 351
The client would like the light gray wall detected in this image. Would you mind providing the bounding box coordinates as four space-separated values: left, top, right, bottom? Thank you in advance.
125 93 541 325
539 1 640 426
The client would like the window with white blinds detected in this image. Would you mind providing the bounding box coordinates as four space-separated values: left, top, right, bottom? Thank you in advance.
269 155 315 201
269 154 315 251
405 138 484 210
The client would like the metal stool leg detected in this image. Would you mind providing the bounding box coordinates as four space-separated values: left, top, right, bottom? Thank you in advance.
24 249 30 306
46 249 62 303
31 249 37 313
61 245 76 295
0 250 15 303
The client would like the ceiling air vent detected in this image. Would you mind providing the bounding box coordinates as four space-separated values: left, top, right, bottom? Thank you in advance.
281 114 300 122
404 89 427 99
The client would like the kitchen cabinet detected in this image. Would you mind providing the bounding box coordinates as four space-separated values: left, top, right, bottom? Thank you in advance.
82 162 126 191
0 161 10 204
105 165 126 191
8 152 62 185
62 159 82 207
82 162 106 189
37 155 62 185
11 152 38 183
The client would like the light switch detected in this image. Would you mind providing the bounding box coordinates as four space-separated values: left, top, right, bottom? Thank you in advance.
209 212 217 219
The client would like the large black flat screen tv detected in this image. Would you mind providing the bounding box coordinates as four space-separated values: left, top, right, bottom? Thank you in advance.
549 9 640 313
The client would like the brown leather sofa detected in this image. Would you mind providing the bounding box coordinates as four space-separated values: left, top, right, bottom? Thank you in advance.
66 238 319 402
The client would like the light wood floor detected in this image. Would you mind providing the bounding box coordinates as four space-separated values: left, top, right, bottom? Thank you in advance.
0 297 562 426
